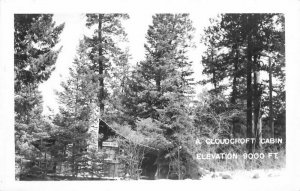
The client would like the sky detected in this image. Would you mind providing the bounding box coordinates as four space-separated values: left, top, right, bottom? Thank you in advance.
38 12 219 115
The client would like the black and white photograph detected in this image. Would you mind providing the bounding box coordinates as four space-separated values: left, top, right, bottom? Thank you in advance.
14 12 286 180
1 0 300 190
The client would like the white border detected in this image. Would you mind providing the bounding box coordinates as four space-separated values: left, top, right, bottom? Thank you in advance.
1 0 300 190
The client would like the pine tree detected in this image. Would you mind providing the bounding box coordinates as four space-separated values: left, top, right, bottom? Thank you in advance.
200 17 229 94
14 14 64 179
14 14 64 93
105 48 132 123
84 14 129 118
123 14 197 179
54 41 100 178
201 14 285 153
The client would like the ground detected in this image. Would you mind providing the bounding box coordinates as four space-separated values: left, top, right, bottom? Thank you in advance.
4 169 300 191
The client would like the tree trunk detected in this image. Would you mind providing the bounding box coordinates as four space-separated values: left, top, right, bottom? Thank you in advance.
211 50 217 90
155 74 161 92
231 48 239 137
269 57 274 137
246 37 253 153
98 14 105 151
253 55 261 150
98 14 104 115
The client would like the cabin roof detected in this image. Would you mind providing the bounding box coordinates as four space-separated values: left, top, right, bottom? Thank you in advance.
32 119 158 151
99 120 158 151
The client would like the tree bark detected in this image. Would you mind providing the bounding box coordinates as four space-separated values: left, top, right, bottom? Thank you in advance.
211 50 217 90
253 55 261 150
269 57 274 137
246 36 253 153
97 14 105 150
231 48 239 137
155 74 161 92
98 14 104 115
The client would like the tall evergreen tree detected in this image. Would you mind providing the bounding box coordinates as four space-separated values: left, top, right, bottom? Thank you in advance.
84 14 129 118
201 14 285 152
14 14 64 179
14 14 64 93
54 41 100 178
123 14 197 179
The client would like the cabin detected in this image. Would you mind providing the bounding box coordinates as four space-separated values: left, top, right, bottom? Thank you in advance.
27 119 160 180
